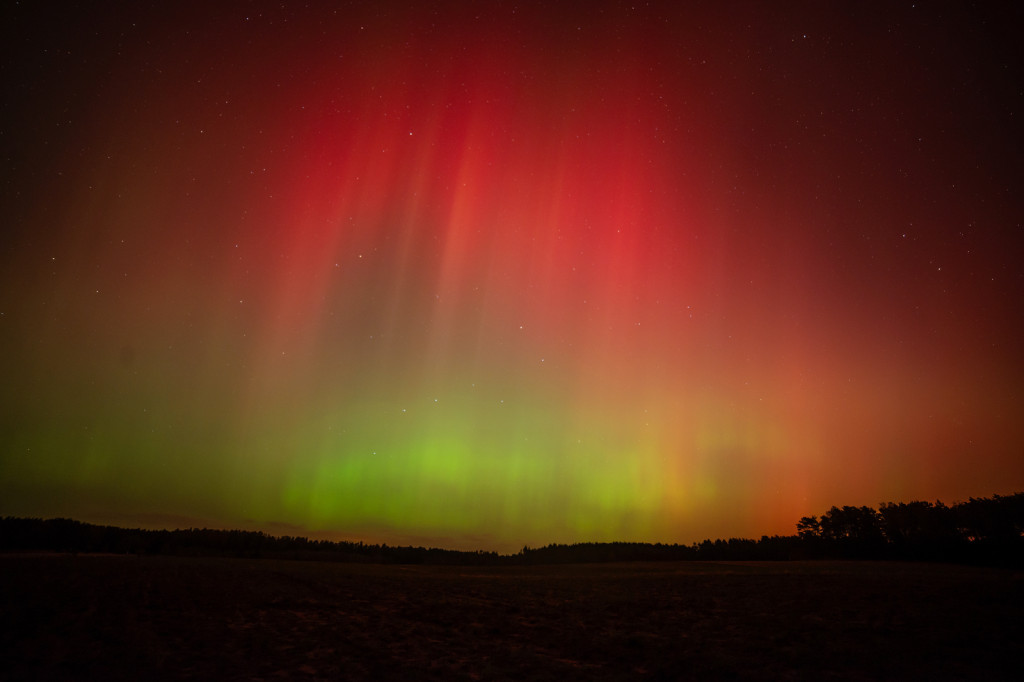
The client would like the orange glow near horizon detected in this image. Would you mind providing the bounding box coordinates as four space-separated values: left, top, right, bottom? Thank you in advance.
1 2 1021 552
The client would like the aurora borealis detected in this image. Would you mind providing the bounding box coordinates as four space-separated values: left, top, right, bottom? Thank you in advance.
2 2 1022 552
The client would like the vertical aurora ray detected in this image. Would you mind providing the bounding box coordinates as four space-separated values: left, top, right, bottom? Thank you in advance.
1 2 1022 551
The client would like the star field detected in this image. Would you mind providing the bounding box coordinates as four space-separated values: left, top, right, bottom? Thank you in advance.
1 1 1022 551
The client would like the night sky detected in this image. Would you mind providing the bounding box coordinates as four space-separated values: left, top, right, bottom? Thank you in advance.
2 1 1022 552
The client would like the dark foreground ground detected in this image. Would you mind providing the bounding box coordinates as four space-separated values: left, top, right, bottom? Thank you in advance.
1 556 1021 680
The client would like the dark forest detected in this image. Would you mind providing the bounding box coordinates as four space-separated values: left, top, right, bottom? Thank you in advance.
3 492 1021 567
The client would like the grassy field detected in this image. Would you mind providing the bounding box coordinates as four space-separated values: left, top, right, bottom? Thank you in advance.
1 555 1021 680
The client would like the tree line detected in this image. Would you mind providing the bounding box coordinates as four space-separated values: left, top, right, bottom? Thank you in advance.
2 492 1021 566
793 493 1024 563
0 518 501 565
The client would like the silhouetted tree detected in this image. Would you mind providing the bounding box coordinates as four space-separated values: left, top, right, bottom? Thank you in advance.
796 515 821 539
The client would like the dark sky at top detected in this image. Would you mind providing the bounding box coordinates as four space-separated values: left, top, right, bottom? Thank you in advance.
1 1 1022 550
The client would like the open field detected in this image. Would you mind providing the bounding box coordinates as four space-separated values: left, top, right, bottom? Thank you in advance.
2 556 1021 680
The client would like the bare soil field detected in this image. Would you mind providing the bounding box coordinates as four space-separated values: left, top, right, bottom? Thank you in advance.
1 555 1020 680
